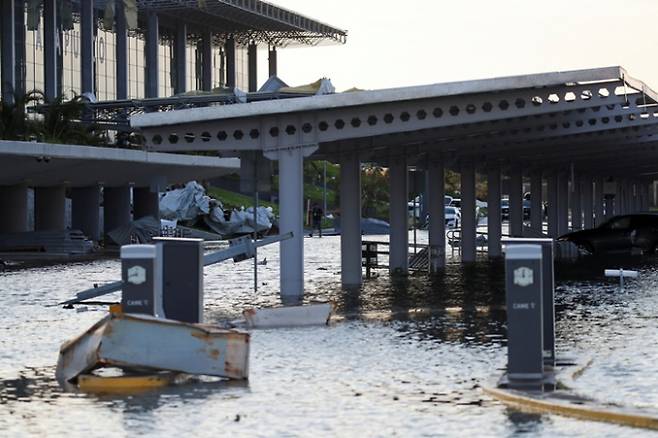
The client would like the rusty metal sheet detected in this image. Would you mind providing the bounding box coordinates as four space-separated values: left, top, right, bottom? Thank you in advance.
56 313 249 384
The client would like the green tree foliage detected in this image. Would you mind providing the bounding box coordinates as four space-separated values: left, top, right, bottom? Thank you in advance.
0 90 107 145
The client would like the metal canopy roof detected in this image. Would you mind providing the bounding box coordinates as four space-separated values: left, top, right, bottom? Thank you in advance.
131 66 658 178
97 0 347 46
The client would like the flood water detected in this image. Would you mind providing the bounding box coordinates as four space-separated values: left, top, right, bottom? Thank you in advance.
1 232 658 437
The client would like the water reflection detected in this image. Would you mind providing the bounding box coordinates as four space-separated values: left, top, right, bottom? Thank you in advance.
2 236 657 436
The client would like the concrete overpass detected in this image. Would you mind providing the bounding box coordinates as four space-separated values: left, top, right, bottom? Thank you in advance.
0 141 238 241
132 66 658 303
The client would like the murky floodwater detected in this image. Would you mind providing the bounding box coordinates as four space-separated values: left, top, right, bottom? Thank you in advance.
1 232 657 437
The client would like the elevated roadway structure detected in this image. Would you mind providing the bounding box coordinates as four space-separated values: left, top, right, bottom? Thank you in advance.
0 141 238 241
133 66 658 302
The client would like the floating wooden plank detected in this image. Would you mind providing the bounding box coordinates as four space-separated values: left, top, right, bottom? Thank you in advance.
483 385 658 431
56 312 249 383
243 303 333 329
78 373 180 394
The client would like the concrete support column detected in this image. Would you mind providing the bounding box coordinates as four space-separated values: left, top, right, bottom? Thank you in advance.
509 166 523 237
547 173 558 238
80 0 95 96
201 31 213 92
248 43 258 92
389 154 408 274
1 0 16 104
268 46 277 77
225 36 236 88
340 152 362 287
34 186 66 231
115 0 128 99
427 158 445 270
571 176 582 231
174 23 187 94
278 147 304 303
145 11 159 98
487 166 502 257
557 171 569 236
103 186 132 237
14 0 25 97
461 162 476 262
71 186 101 241
133 187 160 220
529 172 543 233
43 0 59 100
614 180 623 216
594 176 605 226
0 185 28 232
582 176 594 229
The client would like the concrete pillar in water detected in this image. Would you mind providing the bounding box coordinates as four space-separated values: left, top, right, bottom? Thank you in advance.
1 0 16 105
248 43 258 92
0 185 28 232
582 176 594 229
145 11 159 98
509 165 523 237
201 31 213 92
461 162 476 262
268 46 277 77
278 147 304 303
546 173 558 238
530 172 543 233
34 186 66 231
487 166 502 257
80 0 95 96
43 0 59 101
340 152 362 287
427 157 445 271
174 23 187 95
115 0 128 99
557 171 569 236
571 176 582 231
225 37 236 88
389 153 409 274
103 186 132 237
71 186 101 241
133 187 160 220
594 176 605 226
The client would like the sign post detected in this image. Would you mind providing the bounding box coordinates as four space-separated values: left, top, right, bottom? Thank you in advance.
503 237 555 368
504 244 544 389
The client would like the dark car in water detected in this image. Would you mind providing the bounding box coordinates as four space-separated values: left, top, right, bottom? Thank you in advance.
558 214 658 255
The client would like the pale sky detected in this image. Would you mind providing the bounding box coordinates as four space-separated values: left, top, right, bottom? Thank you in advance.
261 0 658 92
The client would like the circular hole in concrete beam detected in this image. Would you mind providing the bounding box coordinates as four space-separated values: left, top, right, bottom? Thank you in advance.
168 134 179 144
152 134 162 145
217 131 228 141
335 119 345 130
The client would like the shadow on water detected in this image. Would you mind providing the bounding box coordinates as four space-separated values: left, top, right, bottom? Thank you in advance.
0 365 250 415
